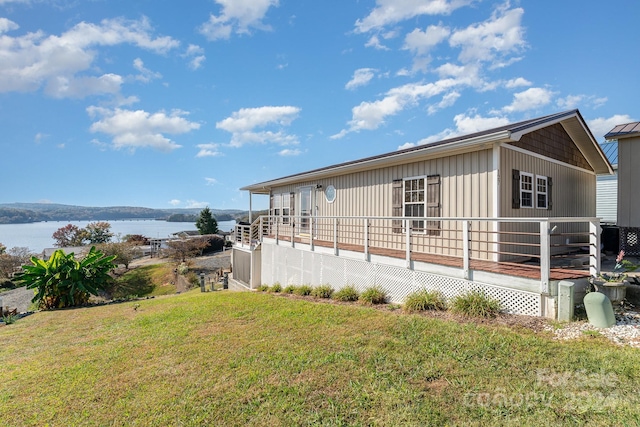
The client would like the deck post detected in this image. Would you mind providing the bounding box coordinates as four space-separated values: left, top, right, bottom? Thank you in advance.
291 217 295 248
364 218 369 260
540 220 550 294
589 219 601 277
405 219 411 268
310 215 314 251
463 220 470 280
333 218 338 256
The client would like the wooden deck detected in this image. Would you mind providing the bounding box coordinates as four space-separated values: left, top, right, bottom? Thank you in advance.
267 235 590 281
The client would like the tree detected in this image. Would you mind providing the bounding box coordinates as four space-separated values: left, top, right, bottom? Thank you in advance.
96 241 136 269
0 243 6 255
166 237 209 262
0 247 34 278
15 247 116 309
122 234 149 245
85 221 113 244
195 207 218 235
52 224 86 247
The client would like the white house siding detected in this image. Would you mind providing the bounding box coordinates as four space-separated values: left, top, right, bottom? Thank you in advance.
500 145 596 257
267 147 495 259
596 173 618 224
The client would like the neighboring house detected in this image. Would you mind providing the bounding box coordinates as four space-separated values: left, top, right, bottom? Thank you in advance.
605 121 640 255
233 110 613 319
596 141 618 224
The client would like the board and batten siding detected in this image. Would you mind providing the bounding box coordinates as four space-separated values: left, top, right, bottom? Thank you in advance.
617 136 640 228
499 145 596 258
267 148 495 258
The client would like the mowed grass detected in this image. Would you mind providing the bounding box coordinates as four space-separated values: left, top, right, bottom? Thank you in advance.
1 291 640 426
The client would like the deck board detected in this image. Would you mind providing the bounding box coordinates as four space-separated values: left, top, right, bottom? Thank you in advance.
266 235 589 281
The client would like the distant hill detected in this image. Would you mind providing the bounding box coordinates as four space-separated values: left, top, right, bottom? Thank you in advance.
0 203 247 224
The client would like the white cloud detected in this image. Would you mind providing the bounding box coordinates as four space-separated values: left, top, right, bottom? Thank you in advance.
427 91 460 114
34 132 48 144
355 0 474 33
205 177 218 185
278 148 301 156
183 44 206 70
345 68 377 90
0 17 179 97
364 35 390 50
199 0 279 41
133 58 162 83
216 105 301 147
409 113 510 147
87 106 200 152
505 77 531 88
0 17 19 33
502 87 554 113
186 200 210 209
169 199 181 206
403 24 450 56
588 114 636 141
449 5 525 66
196 143 223 157
332 79 458 138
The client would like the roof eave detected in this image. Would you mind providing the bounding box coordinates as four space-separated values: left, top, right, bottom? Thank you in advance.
241 130 512 192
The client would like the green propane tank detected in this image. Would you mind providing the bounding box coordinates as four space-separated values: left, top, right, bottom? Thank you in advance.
583 291 616 328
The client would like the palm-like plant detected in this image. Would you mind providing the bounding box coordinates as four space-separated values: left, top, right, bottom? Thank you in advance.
16 247 116 309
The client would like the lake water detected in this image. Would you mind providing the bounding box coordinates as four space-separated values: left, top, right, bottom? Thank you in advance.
0 219 237 254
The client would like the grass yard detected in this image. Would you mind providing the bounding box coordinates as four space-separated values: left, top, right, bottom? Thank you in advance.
1 291 640 426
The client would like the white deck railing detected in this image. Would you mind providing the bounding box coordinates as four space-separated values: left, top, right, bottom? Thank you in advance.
234 215 601 292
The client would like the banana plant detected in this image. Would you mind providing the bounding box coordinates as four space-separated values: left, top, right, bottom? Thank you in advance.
16 247 116 309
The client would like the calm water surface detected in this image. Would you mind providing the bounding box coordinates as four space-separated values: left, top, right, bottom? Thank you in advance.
0 220 236 253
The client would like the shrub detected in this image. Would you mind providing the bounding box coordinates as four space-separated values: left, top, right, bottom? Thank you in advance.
333 285 360 302
293 285 312 296
257 284 269 292
311 284 334 299
268 283 282 293
282 285 296 294
450 290 501 318
0 278 17 292
404 289 447 312
186 272 200 288
359 285 388 305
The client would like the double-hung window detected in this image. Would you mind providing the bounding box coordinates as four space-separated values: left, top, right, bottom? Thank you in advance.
520 172 534 208
512 169 552 210
393 175 441 235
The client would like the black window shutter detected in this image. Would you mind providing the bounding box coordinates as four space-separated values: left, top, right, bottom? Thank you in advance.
392 179 403 233
512 169 521 209
426 175 441 236
547 177 553 210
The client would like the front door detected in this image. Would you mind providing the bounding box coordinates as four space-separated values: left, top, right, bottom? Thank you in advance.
298 186 312 235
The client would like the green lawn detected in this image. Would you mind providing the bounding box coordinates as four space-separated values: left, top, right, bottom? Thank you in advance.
1 291 639 426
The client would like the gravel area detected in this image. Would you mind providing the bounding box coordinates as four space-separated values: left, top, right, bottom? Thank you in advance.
0 286 34 314
546 309 640 348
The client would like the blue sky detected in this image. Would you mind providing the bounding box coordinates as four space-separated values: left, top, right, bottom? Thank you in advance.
0 0 637 211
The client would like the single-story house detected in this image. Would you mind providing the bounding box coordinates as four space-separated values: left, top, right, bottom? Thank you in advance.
232 109 613 319
605 121 640 255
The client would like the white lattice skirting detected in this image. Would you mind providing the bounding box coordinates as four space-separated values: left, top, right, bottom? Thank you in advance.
261 243 541 317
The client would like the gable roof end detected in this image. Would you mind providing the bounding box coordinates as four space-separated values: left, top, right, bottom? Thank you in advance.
605 121 640 140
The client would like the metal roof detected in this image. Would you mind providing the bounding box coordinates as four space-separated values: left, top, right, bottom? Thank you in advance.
599 141 618 166
241 109 613 193
604 121 640 140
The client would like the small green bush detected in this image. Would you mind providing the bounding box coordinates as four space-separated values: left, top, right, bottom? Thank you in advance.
311 284 334 299
257 284 269 292
359 285 388 305
403 289 447 312
282 285 296 294
0 278 17 291
268 283 282 293
333 285 360 302
293 285 312 296
450 290 501 317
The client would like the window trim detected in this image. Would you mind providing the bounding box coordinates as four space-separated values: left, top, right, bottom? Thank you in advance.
403 175 426 233
519 171 534 209
536 175 548 209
